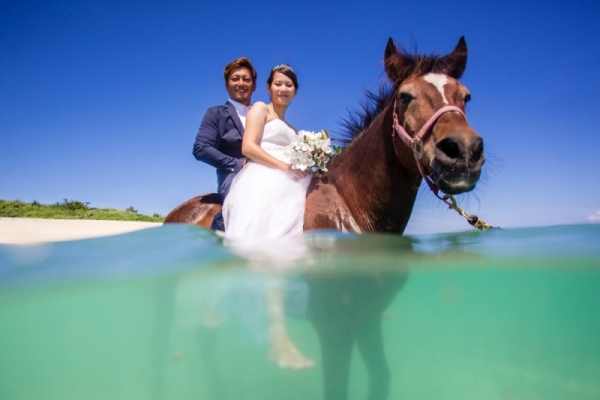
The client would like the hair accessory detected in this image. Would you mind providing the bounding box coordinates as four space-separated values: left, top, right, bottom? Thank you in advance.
272 64 293 72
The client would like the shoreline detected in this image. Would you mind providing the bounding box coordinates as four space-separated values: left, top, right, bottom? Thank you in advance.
0 217 162 245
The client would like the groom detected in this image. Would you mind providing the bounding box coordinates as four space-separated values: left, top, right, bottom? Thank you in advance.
193 57 258 230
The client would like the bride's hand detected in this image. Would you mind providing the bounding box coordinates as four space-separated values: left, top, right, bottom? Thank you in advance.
284 164 311 180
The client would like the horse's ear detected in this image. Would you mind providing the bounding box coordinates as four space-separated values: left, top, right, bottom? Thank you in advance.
384 37 398 61
441 36 468 79
384 37 410 82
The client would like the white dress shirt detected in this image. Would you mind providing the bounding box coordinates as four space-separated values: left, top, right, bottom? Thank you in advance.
228 99 252 128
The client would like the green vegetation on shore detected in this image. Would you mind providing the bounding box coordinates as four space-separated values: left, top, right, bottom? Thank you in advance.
0 199 165 222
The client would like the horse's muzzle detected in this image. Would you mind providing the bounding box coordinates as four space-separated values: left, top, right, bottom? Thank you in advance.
430 131 485 194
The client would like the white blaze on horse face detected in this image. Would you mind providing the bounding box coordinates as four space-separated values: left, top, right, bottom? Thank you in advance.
423 73 449 105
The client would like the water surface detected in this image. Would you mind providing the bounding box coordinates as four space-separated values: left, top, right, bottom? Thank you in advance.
1 224 599 399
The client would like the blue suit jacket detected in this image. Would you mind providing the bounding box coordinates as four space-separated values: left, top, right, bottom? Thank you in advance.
193 101 245 200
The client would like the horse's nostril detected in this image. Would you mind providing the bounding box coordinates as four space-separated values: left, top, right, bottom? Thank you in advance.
470 138 483 163
470 139 484 162
436 138 461 159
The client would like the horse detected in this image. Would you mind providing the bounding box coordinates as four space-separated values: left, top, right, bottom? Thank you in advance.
165 36 484 399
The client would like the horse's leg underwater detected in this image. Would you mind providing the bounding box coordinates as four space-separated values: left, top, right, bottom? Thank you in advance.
312 317 355 400
307 268 410 399
356 272 409 400
307 276 360 400
356 318 390 400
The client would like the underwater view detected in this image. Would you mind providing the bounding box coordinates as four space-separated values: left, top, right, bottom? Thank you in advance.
1 224 599 400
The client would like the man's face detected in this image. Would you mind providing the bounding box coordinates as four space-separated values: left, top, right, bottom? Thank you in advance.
226 67 255 106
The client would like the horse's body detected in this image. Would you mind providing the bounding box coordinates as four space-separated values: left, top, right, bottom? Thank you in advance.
164 193 221 227
165 37 484 399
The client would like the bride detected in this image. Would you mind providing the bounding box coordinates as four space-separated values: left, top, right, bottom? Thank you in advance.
223 64 310 237
222 64 314 369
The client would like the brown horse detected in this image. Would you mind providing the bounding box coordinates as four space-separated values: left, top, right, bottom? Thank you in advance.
304 37 482 233
166 36 484 399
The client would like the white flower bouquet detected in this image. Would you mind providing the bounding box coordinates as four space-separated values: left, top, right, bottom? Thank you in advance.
285 129 341 173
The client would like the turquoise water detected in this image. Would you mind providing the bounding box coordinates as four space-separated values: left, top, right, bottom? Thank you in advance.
0 224 599 399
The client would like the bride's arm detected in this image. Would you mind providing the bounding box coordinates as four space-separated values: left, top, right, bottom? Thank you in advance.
242 103 307 178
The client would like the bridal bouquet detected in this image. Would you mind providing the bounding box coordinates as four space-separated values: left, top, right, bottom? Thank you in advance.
285 129 341 173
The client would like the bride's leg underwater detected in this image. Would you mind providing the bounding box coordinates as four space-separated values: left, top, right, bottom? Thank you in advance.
266 278 315 370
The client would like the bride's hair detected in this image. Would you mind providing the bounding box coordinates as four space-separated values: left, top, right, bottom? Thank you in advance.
267 64 298 90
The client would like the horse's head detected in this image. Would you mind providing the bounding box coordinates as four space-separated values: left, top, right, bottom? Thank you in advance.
384 37 484 195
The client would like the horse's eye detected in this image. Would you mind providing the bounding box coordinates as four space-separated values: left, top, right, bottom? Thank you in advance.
399 93 413 105
464 93 471 103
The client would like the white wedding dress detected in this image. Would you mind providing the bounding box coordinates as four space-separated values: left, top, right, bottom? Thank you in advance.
219 118 315 370
223 118 311 240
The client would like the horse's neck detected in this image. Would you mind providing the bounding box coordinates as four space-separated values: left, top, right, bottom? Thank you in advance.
329 105 422 233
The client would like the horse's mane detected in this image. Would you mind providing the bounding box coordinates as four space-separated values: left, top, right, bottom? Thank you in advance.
338 84 393 144
338 46 460 144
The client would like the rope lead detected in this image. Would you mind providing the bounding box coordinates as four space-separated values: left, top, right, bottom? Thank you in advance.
441 194 494 231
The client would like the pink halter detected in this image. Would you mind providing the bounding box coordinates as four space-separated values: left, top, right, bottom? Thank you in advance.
392 99 466 197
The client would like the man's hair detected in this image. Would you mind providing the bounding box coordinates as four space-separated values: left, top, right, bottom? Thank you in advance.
223 57 257 84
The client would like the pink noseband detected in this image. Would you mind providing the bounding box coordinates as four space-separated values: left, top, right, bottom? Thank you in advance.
392 99 466 197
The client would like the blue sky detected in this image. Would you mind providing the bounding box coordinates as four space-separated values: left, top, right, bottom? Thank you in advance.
1 0 599 234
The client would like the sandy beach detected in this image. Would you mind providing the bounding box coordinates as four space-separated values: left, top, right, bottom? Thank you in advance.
0 218 162 245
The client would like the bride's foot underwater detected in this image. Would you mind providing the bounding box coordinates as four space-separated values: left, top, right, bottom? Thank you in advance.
269 332 316 370
267 283 315 370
